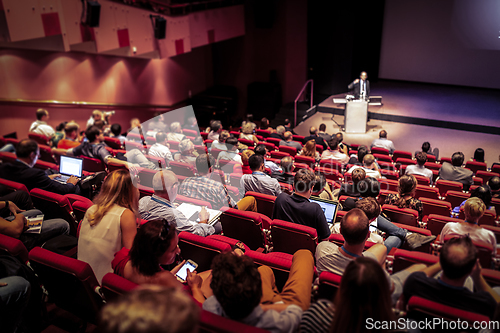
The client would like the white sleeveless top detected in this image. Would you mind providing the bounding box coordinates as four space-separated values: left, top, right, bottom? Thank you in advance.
78 204 127 283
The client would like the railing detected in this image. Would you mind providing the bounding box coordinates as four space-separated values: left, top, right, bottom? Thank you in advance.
294 79 313 127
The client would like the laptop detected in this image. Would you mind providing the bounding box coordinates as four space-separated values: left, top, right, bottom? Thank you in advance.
55 156 83 183
309 197 339 227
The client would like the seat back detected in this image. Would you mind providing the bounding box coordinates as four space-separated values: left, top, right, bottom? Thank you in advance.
424 162 441 171
381 204 418 227
245 251 293 291
427 214 464 236
458 208 497 227
379 179 399 192
318 159 343 172
315 166 342 182
38 144 56 164
435 179 463 197
265 137 281 147
246 191 276 219
0 151 17 163
412 174 430 186
317 271 342 301
259 142 275 152
271 219 318 255
178 232 231 272
65 194 93 223
464 161 487 175
219 208 268 251
137 167 157 188
444 190 470 209
0 177 29 193
292 135 305 143
29 188 77 235
420 197 452 219
80 155 106 172
373 153 393 163
238 138 255 147
392 150 412 162
28 132 49 145
294 155 315 169
395 157 416 167
175 195 212 209
371 147 390 155
28 247 104 323
170 161 196 178
210 148 224 159
137 184 154 198
392 249 438 273
270 151 290 160
199 309 270 333
145 154 166 169
492 198 500 220
415 185 439 200
380 169 399 181
101 273 139 303
476 170 500 185
0 234 29 263
104 137 123 149
279 145 297 157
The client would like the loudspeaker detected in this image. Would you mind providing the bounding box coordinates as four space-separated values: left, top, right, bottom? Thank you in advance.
154 17 167 39
85 1 101 27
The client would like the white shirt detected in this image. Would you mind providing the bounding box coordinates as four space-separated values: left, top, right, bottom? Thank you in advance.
440 222 496 250
241 172 281 196
148 143 173 163
320 149 349 165
405 164 433 184
29 121 55 138
370 138 395 154
347 165 381 179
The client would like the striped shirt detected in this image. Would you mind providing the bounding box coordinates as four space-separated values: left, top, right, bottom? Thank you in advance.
178 176 236 210
299 299 334 333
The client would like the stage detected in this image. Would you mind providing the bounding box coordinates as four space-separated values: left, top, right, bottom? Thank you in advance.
293 80 500 165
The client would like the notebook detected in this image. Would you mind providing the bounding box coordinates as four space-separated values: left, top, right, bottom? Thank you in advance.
176 203 222 226
309 197 339 226
55 156 83 183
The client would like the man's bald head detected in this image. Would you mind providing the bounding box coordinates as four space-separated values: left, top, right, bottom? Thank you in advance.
309 127 317 135
340 208 370 245
440 236 477 280
284 131 293 141
153 170 179 200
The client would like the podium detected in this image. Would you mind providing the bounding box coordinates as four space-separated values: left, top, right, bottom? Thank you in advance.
345 100 368 133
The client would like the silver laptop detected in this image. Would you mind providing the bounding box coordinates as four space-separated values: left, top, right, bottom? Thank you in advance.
309 197 339 226
55 156 83 183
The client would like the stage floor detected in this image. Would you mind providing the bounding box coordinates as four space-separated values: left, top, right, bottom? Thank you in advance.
295 80 500 165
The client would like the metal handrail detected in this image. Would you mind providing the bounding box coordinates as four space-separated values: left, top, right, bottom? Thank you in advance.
294 79 313 127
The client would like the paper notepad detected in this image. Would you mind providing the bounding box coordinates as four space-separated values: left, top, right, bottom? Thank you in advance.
176 203 222 226
25 215 44 234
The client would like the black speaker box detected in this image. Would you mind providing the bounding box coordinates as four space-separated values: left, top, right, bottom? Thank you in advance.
86 1 101 28
154 17 167 39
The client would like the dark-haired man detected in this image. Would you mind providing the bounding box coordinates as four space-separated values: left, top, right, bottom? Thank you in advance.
488 176 500 198
271 156 295 185
304 126 328 151
29 108 55 138
148 131 173 165
273 169 331 241
348 71 370 99
320 137 349 166
317 123 331 143
370 130 395 154
438 152 473 191
204 249 314 332
178 154 256 211
402 236 499 318
241 155 281 196
405 152 433 184
254 144 281 174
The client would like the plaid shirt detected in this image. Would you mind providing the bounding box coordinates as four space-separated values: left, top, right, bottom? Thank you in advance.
178 176 236 210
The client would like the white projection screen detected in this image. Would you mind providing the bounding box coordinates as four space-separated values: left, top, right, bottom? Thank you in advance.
379 0 500 89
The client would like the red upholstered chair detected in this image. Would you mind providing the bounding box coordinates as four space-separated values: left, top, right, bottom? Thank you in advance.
124 140 145 152
392 150 412 162
439 157 452 164
260 142 275 152
104 137 123 149
135 167 156 188
265 137 281 147
334 210 347 223
420 197 452 221
126 132 144 142
0 234 29 263
424 162 442 171
199 309 270 333
292 135 305 144
435 179 463 197
229 172 243 189
238 138 255 147
246 250 293 291
182 129 198 137
465 160 487 175
0 151 17 163
317 271 342 300
178 232 231 272
381 169 399 181
318 159 343 173
315 166 343 182
175 195 212 209
218 160 242 175
200 132 208 140
246 191 276 219
492 164 500 174
145 136 156 145
0 178 29 193
415 185 439 200
381 204 419 227
145 154 166 169
209 148 224 159
444 190 470 209
378 161 396 171
30 188 78 236
38 144 56 164
426 215 463 236
169 161 196 178
294 162 312 172
294 155 315 169
379 179 399 192
271 219 318 255
395 158 416 168
80 155 105 172
492 198 500 220
373 153 393 163
406 296 490 325
208 235 252 254
458 208 497 227
426 154 436 162
377 189 398 206
371 147 390 155
255 129 271 138
391 249 438 274
315 145 324 154
65 194 93 223
412 174 430 186
33 160 58 171
270 151 290 160
28 247 104 324
194 145 207 155
219 209 271 251
473 176 483 186
279 182 293 194
476 170 500 185
137 184 154 198
101 273 139 302
28 132 50 145
279 145 297 157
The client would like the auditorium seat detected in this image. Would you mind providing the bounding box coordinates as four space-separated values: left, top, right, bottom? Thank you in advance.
439 157 452 164
182 129 198 137
0 178 29 193
246 191 276 219
246 250 293 291
381 204 419 227
260 142 275 152
317 271 342 300
101 273 139 303
270 219 318 255
392 150 412 162
412 174 430 186
137 184 154 198
145 154 166 169
255 129 271 138
465 160 487 175
270 151 290 160
443 190 470 209
0 234 29 264
473 176 483 186
278 145 297 157
169 161 196 178
65 194 93 223
426 214 463 236
38 144 57 164
318 159 343 173
391 248 438 273
137 167 157 188
199 309 270 333
178 232 231 272
377 161 396 171
294 155 316 169
379 179 399 192
104 137 123 149
265 137 281 147
423 162 441 171
475 170 500 185
435 179 463 197
315 166 342 182
420 197 452 221
194 145 207 156
238 138 255 147
395 157 416 168
371 147 390 155
292 135 305 144
373 153 393 163
80 155 105 173
380 169 399 181
377 189 398 206
458 208 496 227
219 208 271 252
0 151 17 163
442 235 493 268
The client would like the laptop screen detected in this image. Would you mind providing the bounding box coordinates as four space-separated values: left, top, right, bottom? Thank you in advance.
59 156 83 177
309 197 339 225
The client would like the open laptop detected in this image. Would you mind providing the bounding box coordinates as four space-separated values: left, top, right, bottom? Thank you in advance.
309 196 339 229
55 156 83 183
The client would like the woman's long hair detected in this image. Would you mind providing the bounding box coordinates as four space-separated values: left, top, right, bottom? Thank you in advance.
129 219 177 276
330 257 395 333
88 169 138 226
395 174 417 208
302 140 317 158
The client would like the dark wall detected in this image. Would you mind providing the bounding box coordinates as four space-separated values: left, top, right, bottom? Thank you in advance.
307 1 385 97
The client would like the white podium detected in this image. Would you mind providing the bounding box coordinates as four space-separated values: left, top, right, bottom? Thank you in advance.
345 100 368 133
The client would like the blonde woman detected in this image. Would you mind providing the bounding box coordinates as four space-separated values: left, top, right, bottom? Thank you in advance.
298 139 320 161
78 169 138 283
240 122 259 145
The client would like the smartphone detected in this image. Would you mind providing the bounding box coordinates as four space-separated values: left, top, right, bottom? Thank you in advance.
175 259 198 283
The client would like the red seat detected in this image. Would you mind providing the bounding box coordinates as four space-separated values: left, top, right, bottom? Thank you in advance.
229 172 243 189
0 177 29 193
209 148 224 159
246 191 276 219
145 136 156 145
101 273 139 303
255 129 271 138
318 159 343 173
126 132 144 142
377 189 398 206
315 166 343 182
424 162 442 171
0 151 17 163
136 167 157 188
458 208 497 227
328 233 376 250
169 161 196 178
373 153 393 163
279 182 293 194
292 135 305 144
238 138 255 147
220 208 272 251
476 170 500 185
175 195 212 209
29 247 104 324
426 214 463 236
104 137 123 149
378 161 396 171
265 137 281 147
270 151 290 159
124 140 145 152
278 145 298 157
271 219 318 255
65 194 93 223
315 145 324 154
29 188 78 236
395 157 416 168
491 164 500 174
465 160 487 175
483 268 500 287
218 159 242 175
260 142 275 152
28 132 50 145
178 232 231 272
371 147 390 155
444 190 470 209
294 155 315 169
145 154 166 169
80 155 106 172
208 235 252 254
380 169 399 181
33 160 58 171
379 179 399 192
246 250 293 291
492 198 500 220
392 150 412 162
137 185 153 198
317 271 342 300
435 179 463 197
426 154 437 162
412 174 430 186
38 144 56 164
0 234 29 263
473 176 483 186
106 159 128 173
382 204 419 227
200 132 208 140
440 157 452 164
182 129 198 137
391 248 438 273
420 197 452 221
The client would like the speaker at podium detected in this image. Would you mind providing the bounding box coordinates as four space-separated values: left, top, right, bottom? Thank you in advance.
345 99 368 133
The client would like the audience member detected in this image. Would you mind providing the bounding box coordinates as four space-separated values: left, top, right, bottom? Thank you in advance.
174 139 198 168
452 185 495 215
416 141 439 161
317 123 331 143
279 131 302 151
269 125 285 140
240 122 259 145
178 154 256 211
385 174 423 221
298 139 320 161
405 151 433 184
78 169 138 283
301 257 395 333
304 126 327 151
473 148 485 163
99 286 200 333
207 120 222 141
86 110 103 128
240 149 254 174
438 152 473 191
109 123 126 146
128 118 142 133
347 145 368 165
334 132 349 155
183 116 198 131
217 137 242 164
203 249 314 332
271 156 295 185
241 155 281 196
147 112 168 133
241 114 256 132
56 121 80 149
283 118 295 134
402 236 499 318
338 168 366 198
50 121 67 147
342 176 381 211
254 144 281 174
371 130 395 154
488 176 500 198
259 117 271 131
167 122 186 142
29 108 55 138
442 197 496 250
311 173 334 201
211 130 230 151
273 169 331 241
148 131 173 165
346 154 381 178
320 137 349 165
139 171 218 236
